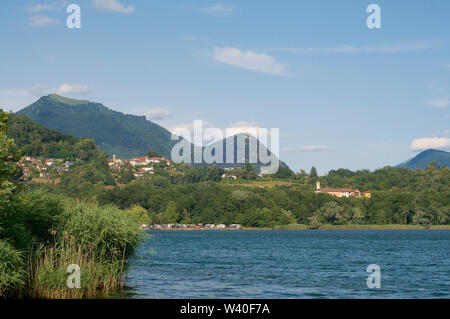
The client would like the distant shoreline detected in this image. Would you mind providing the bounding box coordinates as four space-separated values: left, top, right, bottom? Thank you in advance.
146 225 450 230
273 224 450 230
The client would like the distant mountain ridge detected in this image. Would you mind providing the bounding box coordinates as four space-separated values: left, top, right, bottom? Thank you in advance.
191 133 287 173
17 94 177 159
397 149 450 169
16 95 286 172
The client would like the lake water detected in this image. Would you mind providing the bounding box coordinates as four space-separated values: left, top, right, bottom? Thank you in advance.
123 230 450 298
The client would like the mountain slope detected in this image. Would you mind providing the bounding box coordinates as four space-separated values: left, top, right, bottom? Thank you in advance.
6 112 102 160
191 133 287 173
397 149 450 169
17 95 290 173
17 94 177 159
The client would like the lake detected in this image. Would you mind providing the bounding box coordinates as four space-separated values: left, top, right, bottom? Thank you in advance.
123 230 450 298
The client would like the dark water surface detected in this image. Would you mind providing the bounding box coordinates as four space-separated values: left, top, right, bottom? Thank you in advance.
123 230 450 298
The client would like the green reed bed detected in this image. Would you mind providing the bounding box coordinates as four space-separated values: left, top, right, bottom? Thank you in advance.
0 240 27 297
27 202 143 299
0 196 144 299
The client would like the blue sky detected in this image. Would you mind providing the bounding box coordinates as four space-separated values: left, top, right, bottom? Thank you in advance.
0 0 449 173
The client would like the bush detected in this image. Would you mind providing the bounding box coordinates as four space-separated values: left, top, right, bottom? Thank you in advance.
0 240 26 297
29 202 144 298
56 202 142 261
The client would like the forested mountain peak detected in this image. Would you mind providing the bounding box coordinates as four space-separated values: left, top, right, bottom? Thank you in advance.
17 95 177 159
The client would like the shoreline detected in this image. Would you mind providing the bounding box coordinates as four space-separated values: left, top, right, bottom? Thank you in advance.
145 225 450 231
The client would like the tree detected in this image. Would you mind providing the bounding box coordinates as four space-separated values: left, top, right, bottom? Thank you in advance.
126 205 149 225
273 166 294 179
118 167 135 184
161 201 179 223
316 202 344 225
0 111 21 214
412 208 431 225
426 160 439 170
146 150 162 158
205 165 224 182
238 163 257 180
308 213 321 229
295 169 308 179
309 166 318 178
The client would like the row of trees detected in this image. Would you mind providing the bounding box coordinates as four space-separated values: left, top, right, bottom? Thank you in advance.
95 173 449 227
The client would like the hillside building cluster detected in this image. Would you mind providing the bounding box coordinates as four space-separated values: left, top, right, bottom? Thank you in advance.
107 154 171 177
314 182 371 198
18 156 75 181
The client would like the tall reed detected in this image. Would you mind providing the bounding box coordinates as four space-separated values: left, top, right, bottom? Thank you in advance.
0 239 26 297
28 202 143 299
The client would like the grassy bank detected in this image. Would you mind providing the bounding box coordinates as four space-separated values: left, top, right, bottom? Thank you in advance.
272 224 309 230
0 192 144 299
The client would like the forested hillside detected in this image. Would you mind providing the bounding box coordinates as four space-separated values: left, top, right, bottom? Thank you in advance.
6 112 102 160
17 94 177 158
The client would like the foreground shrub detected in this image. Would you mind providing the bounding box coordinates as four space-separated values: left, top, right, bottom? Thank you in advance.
1 188 64 251
0 240 26 297
29 237 126 298
57 202 142 260
29 202 143 298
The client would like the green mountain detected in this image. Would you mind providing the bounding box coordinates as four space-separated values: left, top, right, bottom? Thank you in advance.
17 94 177 159
6 112 102 160
397 149 450 169
192 133 287 173
16 94 288 172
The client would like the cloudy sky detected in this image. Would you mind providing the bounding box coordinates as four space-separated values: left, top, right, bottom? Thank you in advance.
0 0 449 173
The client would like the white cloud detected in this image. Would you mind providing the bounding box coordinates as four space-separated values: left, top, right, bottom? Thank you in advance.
28 4 57 12
282 145 334 152
0 85 49 97
224 121 262 137
1 84 92 98
0 85 50 111
55 83 92 94
28 15 60 27
168 120 264 144
93 0 135 14
426 97 449 108
145 108 171 121
27 1 66 12
200 3 235 16
213 47 288 76
265 43 436 54
410 137 450 151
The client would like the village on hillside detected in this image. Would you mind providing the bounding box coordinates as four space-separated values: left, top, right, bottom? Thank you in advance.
18 154 172 184
18 155 370 198
17 153 247 184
